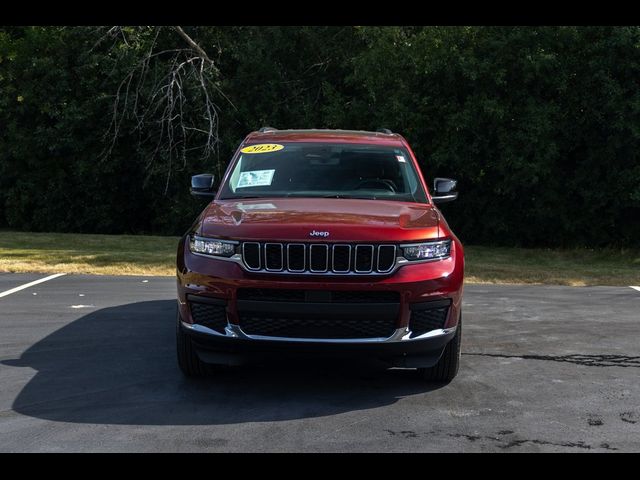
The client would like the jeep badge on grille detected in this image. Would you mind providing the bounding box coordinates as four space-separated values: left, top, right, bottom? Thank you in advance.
309 230 330 238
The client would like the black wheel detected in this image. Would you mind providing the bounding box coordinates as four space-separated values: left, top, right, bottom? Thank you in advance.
418 313 462 382
176 313 213 377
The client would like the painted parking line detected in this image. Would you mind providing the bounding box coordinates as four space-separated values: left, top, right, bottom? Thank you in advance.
630 286 640 292
0 273 67 298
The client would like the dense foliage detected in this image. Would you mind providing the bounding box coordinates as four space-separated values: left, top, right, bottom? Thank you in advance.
1 26 639 247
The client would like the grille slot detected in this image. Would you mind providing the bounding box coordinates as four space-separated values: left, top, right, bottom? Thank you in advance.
264 243 283 271
377 245 396 272
241 242 398 275
287 244 306 272
354 244 374 272
332 244 351 272
242 242 261 270
190 302 228 334
309 244 329 272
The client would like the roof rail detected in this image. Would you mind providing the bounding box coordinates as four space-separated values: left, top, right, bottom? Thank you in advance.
376 128 393 134
259 126 277 133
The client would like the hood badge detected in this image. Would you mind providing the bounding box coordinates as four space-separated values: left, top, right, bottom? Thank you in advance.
309 230 330 238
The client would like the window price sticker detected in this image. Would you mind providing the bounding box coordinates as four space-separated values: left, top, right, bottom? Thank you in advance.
237 169 276 188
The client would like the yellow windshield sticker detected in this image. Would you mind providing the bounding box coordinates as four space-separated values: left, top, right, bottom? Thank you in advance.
240 144 284 154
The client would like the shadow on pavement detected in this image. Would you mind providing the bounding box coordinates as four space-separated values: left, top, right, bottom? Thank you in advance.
3 300 444 425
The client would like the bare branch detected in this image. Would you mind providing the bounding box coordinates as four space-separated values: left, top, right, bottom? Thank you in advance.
172 26 215 66
98 26 226 193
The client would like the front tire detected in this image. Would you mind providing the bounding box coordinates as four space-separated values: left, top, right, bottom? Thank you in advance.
418 313 462 382
176 313 212 377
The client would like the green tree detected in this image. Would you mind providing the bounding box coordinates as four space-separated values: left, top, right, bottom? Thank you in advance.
1 26 638 246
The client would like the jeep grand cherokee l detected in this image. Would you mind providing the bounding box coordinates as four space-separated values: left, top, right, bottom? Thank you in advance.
176 128 464 382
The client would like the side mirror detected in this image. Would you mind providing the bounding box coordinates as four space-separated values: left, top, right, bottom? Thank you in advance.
432 177 458 204
191 174 217 198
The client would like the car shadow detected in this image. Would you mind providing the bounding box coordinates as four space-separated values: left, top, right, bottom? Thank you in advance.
3 300 447 426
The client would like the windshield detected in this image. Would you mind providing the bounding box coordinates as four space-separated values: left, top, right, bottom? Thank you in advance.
218 142 428 203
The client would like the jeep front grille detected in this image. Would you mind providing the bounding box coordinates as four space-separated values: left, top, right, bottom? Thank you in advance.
241 242 397 274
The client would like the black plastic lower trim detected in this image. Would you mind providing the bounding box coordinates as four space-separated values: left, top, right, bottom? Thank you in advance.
236 299 398 319
182 322 455 368
409 298 452 310
186 294 227 306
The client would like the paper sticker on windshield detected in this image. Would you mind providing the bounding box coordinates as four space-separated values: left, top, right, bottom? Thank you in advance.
237 170 275 188
240 144 284 154
396 155 406 163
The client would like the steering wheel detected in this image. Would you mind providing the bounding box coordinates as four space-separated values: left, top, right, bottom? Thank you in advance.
353 178 397 192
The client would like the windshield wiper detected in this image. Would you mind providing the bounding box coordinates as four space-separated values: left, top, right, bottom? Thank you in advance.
281 192 345 198
230 193 378 200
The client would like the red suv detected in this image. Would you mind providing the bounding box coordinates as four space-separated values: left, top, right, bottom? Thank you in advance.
176 128 464 382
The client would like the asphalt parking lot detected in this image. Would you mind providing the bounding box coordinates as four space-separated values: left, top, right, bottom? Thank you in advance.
0 272 639 452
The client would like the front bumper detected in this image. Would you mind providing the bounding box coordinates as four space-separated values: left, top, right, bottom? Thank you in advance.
181 320 457 368
177 235 464 366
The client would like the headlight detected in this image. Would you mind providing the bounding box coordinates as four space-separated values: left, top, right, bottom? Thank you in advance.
401 239 451 261
189 235 237 257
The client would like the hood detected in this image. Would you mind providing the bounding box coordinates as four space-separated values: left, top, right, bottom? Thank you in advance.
198 198 440 243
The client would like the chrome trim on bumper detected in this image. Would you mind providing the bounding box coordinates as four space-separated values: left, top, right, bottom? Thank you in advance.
181 321 456 344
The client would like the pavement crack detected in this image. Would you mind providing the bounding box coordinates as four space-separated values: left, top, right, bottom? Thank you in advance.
463 352 640 368
385 429 619 451
620 412 638 424
451 433 618 451
449 433 501 443
498 439 593 450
